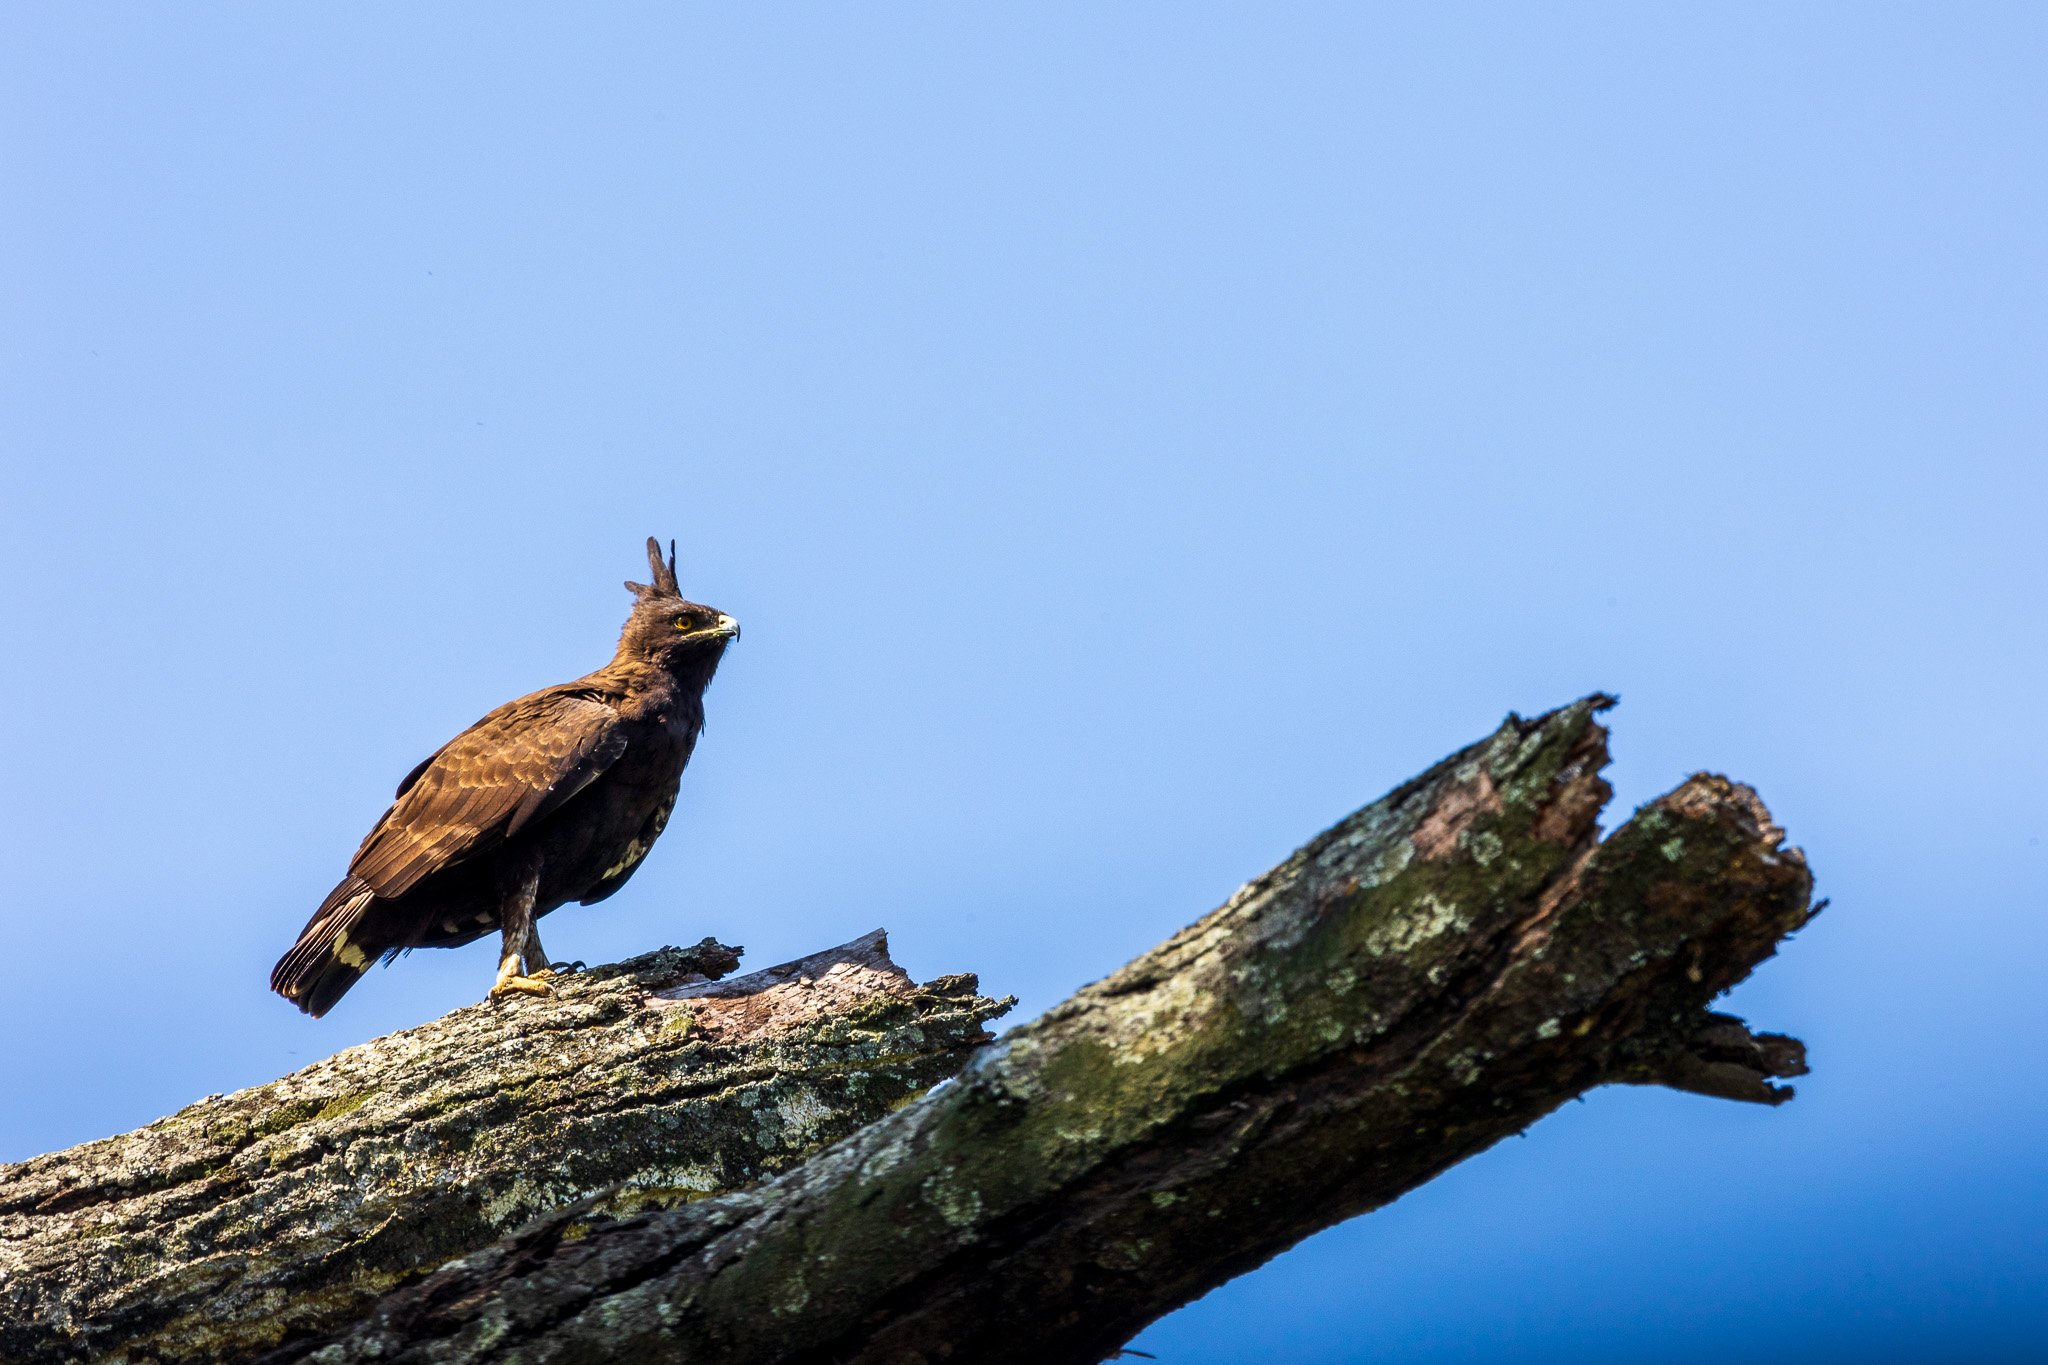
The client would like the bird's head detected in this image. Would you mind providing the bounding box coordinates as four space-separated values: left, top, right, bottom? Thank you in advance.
617 537 739 678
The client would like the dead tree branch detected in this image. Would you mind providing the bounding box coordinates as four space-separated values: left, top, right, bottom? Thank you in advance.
276 695 1818 1365
0 935 1011 1364
2 696 1819 1365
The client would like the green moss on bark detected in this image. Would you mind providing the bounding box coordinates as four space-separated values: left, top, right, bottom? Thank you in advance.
1 936 1009 1365
282 697 1815 1365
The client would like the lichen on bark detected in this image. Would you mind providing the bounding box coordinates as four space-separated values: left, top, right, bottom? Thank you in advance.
0 933 1011 1365
4 696 1820 1365
281 695 1818 1365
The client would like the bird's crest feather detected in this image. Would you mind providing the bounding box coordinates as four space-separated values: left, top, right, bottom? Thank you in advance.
625 536 680 600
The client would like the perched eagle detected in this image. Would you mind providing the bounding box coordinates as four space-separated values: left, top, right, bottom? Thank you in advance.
272 538 738 1017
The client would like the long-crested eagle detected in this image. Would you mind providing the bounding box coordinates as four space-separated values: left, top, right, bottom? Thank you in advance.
272 538 738 1017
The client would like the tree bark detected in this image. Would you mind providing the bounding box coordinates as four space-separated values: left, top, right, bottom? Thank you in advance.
279 695 1816 1365
0 934 1012 1364
2 696 1820 1365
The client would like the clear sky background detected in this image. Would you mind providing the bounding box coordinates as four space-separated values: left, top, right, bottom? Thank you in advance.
3 6 2043 1362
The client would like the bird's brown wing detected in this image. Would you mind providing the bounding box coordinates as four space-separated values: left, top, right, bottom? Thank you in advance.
347 690 628 898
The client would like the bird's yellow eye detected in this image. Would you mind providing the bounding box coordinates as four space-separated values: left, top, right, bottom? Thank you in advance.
674 616 693 631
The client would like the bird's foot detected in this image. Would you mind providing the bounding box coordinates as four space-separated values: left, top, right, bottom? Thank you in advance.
488 974 556 1001
527 960 584 981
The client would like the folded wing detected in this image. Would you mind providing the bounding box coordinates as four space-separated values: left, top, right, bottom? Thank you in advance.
348 691 628 898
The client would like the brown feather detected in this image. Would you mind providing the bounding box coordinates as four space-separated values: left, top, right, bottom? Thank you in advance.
645 536 680 596
347 693 622 899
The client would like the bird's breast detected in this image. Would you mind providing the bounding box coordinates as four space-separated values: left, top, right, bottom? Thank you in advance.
599 792 675 881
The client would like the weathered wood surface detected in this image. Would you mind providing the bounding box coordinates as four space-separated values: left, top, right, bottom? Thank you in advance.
277 695 1819 1365
0 933 1011 1365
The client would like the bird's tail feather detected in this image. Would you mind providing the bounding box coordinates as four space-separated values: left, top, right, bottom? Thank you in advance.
272 876 384 1018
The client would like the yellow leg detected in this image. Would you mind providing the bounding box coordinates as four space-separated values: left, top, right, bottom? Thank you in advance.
490 952 555 1000
487 868 555 1002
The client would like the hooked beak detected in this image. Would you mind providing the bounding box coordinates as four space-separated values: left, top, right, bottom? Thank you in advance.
714 614 740 641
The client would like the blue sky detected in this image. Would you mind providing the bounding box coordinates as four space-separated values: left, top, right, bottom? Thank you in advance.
3 6 2043 1361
